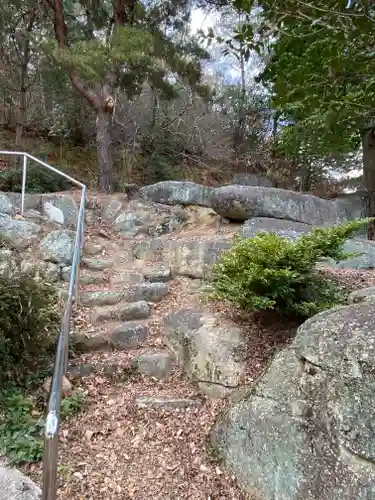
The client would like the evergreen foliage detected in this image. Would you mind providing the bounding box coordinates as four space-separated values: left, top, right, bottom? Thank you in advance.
211 219 369 318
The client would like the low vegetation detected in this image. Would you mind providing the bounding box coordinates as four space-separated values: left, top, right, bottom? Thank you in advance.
0 387 86 464
0 268 60 384
0 263 85 464
211 220 369 318
0 162 72 193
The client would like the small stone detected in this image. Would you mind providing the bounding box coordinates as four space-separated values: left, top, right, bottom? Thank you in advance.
139 181 214 207
82 257 114 271
90 301 150 324
112 270 143 286
102 362 121 377
135 396 201 409
84 243 104 256
61 267 106 285
109 322 149 350
73 330 109 351
103 199 123 221
0 249 18 278
24 209 46 222
85 210 96 224
122 282 169 303
43 376 72 398
143 265 171 283
80 290 122 307
133 352 174 379
39 230 75 265
40 262 61 282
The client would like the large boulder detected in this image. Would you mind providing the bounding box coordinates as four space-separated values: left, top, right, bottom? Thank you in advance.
113 200 187 237
212 302 375 500
0 460 41 499
0 214 41 248
233 172 274 188
4 192 41 212
140 181 214 207
240 217 313 241
39 229 75 265
211 185 348 225
134 235 232 278
328 238 375 269
41 194 78 226
333 192 366 221
348 286 375 304
164 309 245 398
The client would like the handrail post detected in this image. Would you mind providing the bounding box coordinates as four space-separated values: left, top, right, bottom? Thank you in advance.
21 154 27 216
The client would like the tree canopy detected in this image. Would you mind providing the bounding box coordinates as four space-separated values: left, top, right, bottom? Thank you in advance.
233 0 375 228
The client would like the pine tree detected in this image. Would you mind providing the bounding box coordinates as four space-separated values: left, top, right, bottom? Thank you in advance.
46 0 209 191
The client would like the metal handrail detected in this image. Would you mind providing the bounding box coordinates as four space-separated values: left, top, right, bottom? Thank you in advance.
0 150 86 500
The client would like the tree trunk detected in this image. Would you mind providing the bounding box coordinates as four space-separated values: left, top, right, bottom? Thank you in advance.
96 110 113 191
362 129 375 239
15 82 26 150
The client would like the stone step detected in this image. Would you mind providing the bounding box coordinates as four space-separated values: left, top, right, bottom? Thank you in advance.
111 270 144 286
80 282 168 307
110 321 149 350
62 267 107 286
89 300 150 324
80 290 122 307
74 320 149 352
135 396 201 410
82 257 114 271
143 265 171 283
132 351 175 379
83 243 105 256
111 265 171 286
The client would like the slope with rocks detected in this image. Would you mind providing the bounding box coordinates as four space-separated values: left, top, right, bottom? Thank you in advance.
1 179 374 500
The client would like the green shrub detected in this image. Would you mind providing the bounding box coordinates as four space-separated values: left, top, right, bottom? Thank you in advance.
211 219 369 318
0 269 60 384
0 163 72 193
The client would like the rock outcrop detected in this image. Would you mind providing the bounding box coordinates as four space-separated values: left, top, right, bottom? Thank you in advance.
212 301 375 500
0 213 41 248
113 199 187 237
140 180 214 207
134 235 232 278
210 184 349 225
164 309 246 398
39 230 75 265
240 217 313 241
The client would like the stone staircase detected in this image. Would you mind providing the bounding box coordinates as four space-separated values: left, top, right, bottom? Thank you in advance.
69 232 176 380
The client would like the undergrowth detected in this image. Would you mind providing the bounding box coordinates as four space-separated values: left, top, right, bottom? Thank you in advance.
0 386 86 464
0 257 86 465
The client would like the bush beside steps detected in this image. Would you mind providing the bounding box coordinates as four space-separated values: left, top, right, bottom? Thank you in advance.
211 219 369 318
